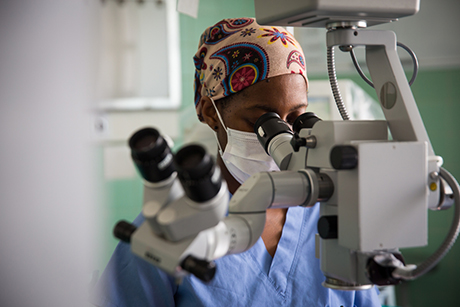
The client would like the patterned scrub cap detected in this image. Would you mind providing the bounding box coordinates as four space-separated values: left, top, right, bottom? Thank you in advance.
193 17 308 122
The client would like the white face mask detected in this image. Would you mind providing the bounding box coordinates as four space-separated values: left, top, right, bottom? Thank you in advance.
210 98 280 184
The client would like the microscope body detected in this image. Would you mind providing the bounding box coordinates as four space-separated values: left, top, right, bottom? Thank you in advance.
260 113 434 289
301 120 430 288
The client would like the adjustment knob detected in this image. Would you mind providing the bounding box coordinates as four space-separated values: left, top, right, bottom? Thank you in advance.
181 255 216 282
330 145 358 170
317 215 338 239
290 133 307 152
113 220 137 243
366 253 406 286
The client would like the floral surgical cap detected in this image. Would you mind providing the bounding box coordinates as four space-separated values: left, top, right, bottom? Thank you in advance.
193 17 308 122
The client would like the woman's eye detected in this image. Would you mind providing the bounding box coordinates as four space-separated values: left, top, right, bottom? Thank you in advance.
286 118 295 126
287 113 303 127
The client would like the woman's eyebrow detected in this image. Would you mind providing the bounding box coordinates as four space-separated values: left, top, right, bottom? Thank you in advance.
246 105 278 113
289 103 308 112
247 103 308 113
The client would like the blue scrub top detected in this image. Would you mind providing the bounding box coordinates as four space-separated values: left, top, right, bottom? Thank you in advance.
90 205 381 307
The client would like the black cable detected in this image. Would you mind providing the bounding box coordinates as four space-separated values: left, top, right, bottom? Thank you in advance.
394 167 460 280
397 42 419 86
349 42 419 88
350 49 374 88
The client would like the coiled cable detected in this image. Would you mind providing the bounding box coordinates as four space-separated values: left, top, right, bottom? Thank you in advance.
327 45 350 120
394 167 460 280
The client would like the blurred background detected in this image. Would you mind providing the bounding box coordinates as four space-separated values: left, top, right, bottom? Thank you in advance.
1 0 459 306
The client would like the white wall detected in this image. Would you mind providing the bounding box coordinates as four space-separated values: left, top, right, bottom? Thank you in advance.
97 0 181 110
0 1 99 306
374 0 460 68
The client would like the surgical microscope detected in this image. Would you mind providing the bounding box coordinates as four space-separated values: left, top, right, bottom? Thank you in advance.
113 0 460 290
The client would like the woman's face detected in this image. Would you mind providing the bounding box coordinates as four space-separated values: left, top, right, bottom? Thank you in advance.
216 73 308 150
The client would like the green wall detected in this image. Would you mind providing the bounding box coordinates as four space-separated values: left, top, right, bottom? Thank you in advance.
94 149 144 273
100 0 460 305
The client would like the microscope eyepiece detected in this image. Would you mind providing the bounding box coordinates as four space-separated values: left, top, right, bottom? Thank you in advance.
129 127 175 183
254 112 293 154
174 144 221 203
131 133 158 151
292 112 322 133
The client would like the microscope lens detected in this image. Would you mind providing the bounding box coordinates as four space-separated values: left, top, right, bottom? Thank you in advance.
128 127 175 183
132 134 158 151
174 144 221 203
292 112 322 133
254 112 293 154
178 151 204 169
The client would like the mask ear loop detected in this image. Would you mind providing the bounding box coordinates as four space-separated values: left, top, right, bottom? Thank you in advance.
210 97 228 156
210 97 228 132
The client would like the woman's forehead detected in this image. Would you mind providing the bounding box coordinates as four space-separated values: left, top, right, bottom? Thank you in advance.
236 74 308 107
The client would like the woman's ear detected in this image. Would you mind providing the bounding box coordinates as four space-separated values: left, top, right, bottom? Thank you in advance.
200 96 220 131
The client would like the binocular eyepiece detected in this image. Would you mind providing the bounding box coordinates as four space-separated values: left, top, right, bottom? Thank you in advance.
129 127 221 202
254 112 322 153
292 112 322 133
174 144 221 203
254 112 322 170
254 112 293 154
129 127 175 183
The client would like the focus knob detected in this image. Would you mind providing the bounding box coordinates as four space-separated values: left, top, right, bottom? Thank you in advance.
113 220 137 243
330 145 358 170
318 215 338 239
181 255 216 282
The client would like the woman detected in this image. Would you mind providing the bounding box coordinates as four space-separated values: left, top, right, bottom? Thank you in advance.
90 18 381 306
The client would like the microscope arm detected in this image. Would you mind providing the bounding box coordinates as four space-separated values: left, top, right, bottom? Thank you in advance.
327 29 433 152
206 169 330 260
327 28 442 210
126 169 325 281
